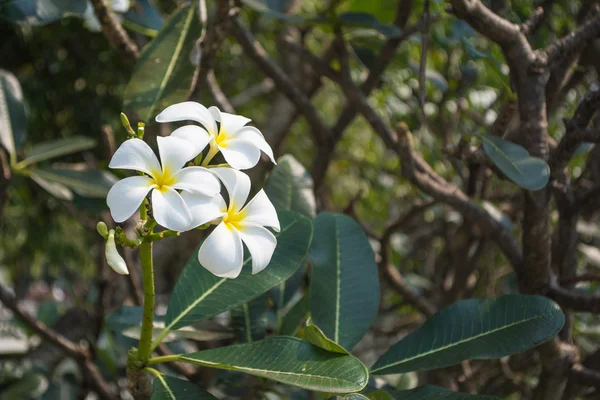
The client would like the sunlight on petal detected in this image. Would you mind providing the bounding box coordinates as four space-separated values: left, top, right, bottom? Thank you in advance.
236 126 276 164
152 187 192 232
209 106 251 134
171 166 221 196
242 189 280 231
180 192 226 230
170 125 212 156
106 176 154 222
157 136 199 173
109 138 161 178
237 224 277 275
198 222 244 278
155 101 218 135
210 168 251 213
219 140 261 170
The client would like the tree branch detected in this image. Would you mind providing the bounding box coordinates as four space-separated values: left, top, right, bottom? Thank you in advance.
88 0 139 64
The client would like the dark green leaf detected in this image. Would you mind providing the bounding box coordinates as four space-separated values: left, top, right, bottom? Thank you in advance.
20 136 96 167
370 295 565 375
151 375 217 399
342 0 397 23
338 12 402 38
279 296 308 336
0 0 87 24
0 69 26 156
231 295 268 343
124 0 163 30
164 210 312 330
265 154 316 218
241 0 305 22
309 212 380 350
178 336 369 392
408 61 448 92
297 318 349 354
29 171 74 200
123 4 201 122
385 385 501 399
480 134 550 191
29 167 116 198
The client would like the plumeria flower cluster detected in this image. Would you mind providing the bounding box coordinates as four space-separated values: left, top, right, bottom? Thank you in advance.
105 102 279 278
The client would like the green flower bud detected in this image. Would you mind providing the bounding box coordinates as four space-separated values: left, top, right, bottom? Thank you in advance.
96 221 108 238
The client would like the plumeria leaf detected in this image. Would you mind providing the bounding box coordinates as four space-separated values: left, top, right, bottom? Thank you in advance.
338 12 402 38
480 134 550 190
309 212 380 350
151 375 217 400
29 171 73 200
265 154 316 218
124 0 163 31
30 167 117 198
231 295 268 343
241 0 306 23
370 295 565 375
279 295 308 336
164 210 312 330
297 319 349 354
0 69 26 158
123 4 201 122
178 336 369 392
0 0 87 24
19 136 96 167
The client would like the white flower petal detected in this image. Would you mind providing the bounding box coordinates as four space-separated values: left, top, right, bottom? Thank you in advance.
170 125 212 156
180 192 226 229
109 138 161 177
211 168 251 213
107 176 154 222
171 166 221 196
241 189 280 231
235 126 276 164
151 187 192 232
105 231 129 275
219 139 261 170
157 136 198 173
155 102 218 135
198 222 244 278
238 224 277 275
208 106 251 134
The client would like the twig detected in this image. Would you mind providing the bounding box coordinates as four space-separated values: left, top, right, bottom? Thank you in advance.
206 69 235 113
229 78 274 107
537 16 600 68
88 0 139 64
418 0 431 122
0 284 116 399
560 273 600 285
548 283 600 313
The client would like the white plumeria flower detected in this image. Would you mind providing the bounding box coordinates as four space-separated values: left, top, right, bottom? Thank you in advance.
106 134 220 232
187 168 280 278
155 102 276 170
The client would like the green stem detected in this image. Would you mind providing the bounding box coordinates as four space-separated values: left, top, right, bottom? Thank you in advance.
201 142 219 166
147 354 180 366
150 327 170 351
138 240 155 364
143 367 162 378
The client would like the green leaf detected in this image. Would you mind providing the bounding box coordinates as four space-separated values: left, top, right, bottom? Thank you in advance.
164 210 312 330
480 134 550 191
342 0 398 23
19 136 96 167
151 375 217 400
279 295 308 336
123 4 201 123
408 61 449 92
385 385 501 399
29 171 74 200
297 318 349 354
266 154 316 218
0 69 26 157
231 295 268 343
370 295 565 375
0 0 87 24
309 212 380 350
29 167 116 198
124 0 163 31
178 336 369 392
241 0 305 22
338 12 402 38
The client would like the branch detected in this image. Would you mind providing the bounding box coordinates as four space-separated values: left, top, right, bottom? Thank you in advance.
230 18 332 148
448 0 521 45
548 283 600 313
88 0 139 64
0 284 116 399
537 16 600 68
560 273 600 285
206 69 235 113
570 364 600 389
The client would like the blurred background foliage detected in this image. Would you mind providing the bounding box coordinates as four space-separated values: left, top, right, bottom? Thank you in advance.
0 0 599 398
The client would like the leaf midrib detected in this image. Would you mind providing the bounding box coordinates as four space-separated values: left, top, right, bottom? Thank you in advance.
371 311 552 372
154 374 176 400
145 5 195 122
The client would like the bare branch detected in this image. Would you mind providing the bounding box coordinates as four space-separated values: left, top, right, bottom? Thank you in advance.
88 0 139 64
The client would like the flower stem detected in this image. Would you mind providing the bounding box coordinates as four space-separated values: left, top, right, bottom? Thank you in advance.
201 142 219 166
138 239 155 364
146 354 180 366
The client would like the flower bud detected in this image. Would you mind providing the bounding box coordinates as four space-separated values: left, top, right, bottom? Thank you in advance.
120 112 136 137
105 230 129 275
96 221 108 238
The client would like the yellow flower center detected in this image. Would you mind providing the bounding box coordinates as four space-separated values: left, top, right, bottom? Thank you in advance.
215 129 230 148
151 168 175 192
222 206 246 230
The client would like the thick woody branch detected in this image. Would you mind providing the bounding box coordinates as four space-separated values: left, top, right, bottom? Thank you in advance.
89 0 139 64
538 16 600 68
549 283 600 313
230 18 332 148
570 364 600 389
448 0 520 45
0 284 116 399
